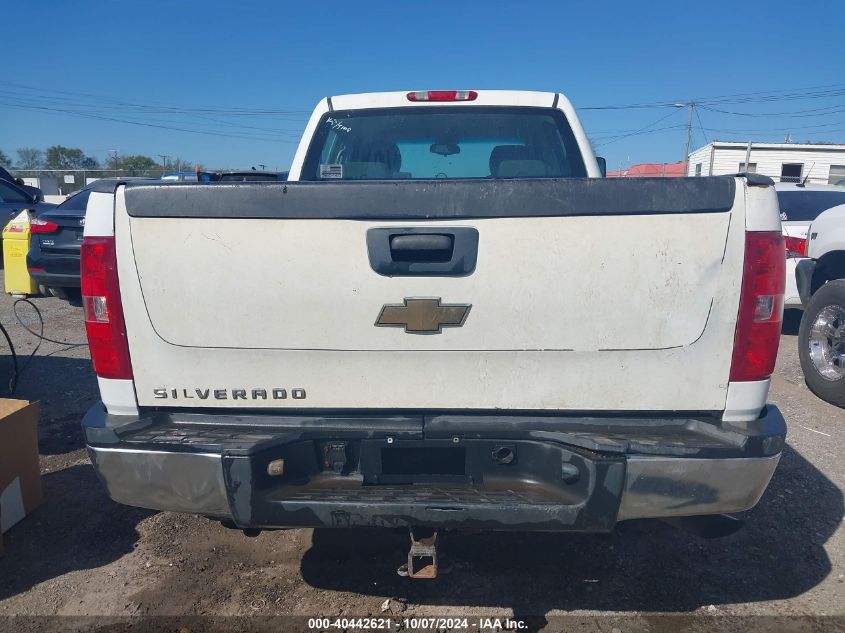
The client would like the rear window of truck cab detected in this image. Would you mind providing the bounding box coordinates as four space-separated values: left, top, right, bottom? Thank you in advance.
301 106 587 181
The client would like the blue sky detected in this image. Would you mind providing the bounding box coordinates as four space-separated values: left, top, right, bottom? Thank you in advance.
2 0 844 172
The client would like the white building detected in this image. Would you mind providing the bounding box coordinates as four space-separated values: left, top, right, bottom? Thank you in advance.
687 142 845 185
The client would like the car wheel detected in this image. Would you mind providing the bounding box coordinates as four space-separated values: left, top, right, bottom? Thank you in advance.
799 279 845 407
38 284 49 296
47 287 69 300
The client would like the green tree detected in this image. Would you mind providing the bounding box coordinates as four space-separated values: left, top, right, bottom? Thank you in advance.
44 145 93 170
115 155 158 174
80 155 100 169
0 149 10 166
16 148 43 169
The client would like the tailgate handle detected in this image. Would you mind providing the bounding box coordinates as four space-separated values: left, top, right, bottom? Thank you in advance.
390 234 454 262
367 227 479 277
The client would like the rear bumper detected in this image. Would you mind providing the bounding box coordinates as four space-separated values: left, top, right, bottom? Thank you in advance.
27 271 80 288
83 405 786 531
26 249 80 288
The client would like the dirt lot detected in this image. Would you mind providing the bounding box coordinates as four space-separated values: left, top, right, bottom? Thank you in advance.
0 290 843 632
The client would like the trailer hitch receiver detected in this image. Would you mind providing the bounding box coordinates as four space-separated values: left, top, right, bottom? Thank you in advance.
399 527 439 579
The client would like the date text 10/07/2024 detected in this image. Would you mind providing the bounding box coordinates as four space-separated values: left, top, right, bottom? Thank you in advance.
306 617 528 631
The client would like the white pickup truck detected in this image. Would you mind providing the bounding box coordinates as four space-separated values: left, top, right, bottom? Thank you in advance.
795 200 845 406
80 90 786 565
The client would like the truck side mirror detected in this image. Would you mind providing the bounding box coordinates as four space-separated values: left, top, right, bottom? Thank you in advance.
596 156 607 177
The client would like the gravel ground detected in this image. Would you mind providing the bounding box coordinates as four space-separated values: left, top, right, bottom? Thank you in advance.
0 293 843 632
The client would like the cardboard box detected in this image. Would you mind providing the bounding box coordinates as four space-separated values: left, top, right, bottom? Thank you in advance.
0 399 42 551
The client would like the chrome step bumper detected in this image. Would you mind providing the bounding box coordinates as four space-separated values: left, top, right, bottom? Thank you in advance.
83 404 785 529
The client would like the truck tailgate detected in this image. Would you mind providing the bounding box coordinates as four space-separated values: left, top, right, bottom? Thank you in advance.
115 178 745 411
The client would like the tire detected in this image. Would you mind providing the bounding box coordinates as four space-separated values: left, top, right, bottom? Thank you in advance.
798 279 845 407
47 287 69 300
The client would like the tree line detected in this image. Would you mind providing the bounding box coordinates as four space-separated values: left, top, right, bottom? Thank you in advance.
0 146 193 174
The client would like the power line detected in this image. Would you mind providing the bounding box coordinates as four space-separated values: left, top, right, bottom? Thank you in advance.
0 80 311 117
691 81 845 101
695 106 709 145
0 100 301 144
0 80 311 144
591 124 688 142
0 91 306 136
593 123 688 148
699 120 845 133
699 103 845 118
579 82 845 111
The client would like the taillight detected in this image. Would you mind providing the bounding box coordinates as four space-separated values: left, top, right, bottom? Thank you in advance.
730 231 785 382
30 218 59 234
406 90 478 102
81 236 133 379
784 235 807 258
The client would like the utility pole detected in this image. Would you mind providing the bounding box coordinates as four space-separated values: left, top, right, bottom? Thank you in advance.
158 154 169 175
681 102 695 175
109 149 119 175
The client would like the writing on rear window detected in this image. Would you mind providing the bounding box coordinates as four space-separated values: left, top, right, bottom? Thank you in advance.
326 117 352 133
320 164 344 179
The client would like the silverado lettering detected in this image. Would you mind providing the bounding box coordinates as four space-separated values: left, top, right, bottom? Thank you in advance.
152 388 306 400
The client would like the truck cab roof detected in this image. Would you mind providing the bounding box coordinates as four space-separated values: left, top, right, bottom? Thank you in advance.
327 90 563 111
289 89 597 181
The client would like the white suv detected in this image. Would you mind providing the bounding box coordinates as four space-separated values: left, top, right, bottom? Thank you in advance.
776 182 845 309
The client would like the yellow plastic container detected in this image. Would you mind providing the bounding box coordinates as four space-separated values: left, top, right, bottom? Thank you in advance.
3 210 39 296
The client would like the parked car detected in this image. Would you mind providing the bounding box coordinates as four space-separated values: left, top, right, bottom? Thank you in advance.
215 171 288 182
776 183 845 309
0 178 55 232
25 187 89 299
0 165 45 201
795 200 845 406
26 178 152 299
80 90 785 572
160 172 200 182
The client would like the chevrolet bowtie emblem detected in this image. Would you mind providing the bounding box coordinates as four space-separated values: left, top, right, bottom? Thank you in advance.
375 298 471 334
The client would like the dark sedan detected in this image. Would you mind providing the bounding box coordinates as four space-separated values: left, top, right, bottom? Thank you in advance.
26 188 88 299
